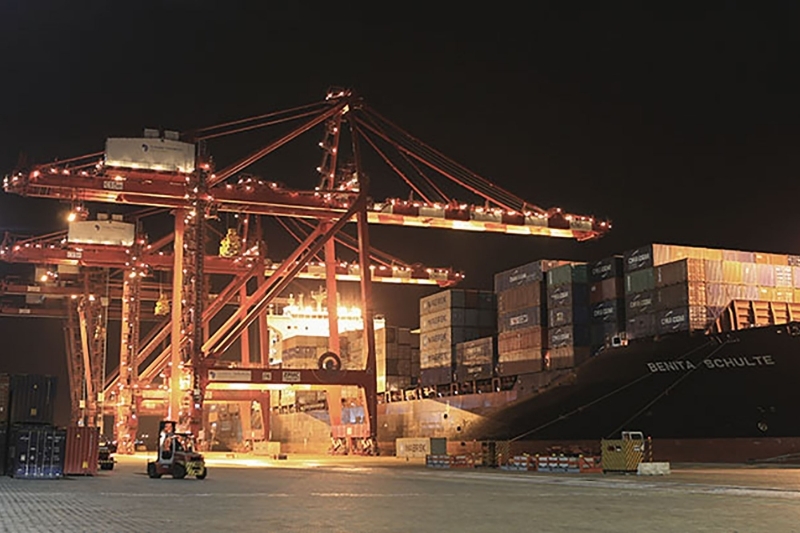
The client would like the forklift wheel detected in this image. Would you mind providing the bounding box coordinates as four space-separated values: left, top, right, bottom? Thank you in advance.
173 463 187 479
196 466 207 480
147 462 161 479
100 463 114 471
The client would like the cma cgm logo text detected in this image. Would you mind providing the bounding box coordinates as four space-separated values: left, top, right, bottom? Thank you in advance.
627 251 651 265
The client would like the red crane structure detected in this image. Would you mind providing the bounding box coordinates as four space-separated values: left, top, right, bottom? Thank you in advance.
2 89 609 454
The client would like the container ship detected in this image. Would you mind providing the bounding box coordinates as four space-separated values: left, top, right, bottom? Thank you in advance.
265 242 800 462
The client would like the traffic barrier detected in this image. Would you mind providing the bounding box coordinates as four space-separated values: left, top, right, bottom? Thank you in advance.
578 455 603 473
449 454 474 468
502 455 532 471
425 454 451 469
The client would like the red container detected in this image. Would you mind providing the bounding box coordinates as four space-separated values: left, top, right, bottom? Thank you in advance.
64 426 99 476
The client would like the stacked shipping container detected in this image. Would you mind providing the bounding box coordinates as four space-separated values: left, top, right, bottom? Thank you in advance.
494 260 571 376
589 256 626 349
419 289 495 385
455 337 496 381
343 327 419 392
546 264 591 369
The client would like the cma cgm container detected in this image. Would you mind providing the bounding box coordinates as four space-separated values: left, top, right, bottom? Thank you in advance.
494 260 572 293
8 426 66 479
9 375 57 426
455 337 496 381
105 137 196 173
64 426 100 476
589 256 624 282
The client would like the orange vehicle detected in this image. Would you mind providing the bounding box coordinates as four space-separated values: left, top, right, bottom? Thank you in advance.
147 421 207 480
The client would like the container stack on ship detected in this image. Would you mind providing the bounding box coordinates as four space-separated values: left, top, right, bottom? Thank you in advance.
546 264 592 369
589 256 626 351
495 261 569 377
419 289 495 390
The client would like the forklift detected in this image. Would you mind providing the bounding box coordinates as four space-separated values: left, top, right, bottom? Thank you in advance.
147 421 207 479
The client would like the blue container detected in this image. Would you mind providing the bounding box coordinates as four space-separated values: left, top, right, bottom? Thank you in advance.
591 299 626 324
8 426 66 479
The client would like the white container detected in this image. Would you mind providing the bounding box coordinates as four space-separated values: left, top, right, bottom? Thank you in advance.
396 437 431 459
68 220 135 247
105 137 196 173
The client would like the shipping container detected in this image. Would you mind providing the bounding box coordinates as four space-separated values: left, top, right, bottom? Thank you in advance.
420 308 466 330
105 137 196 173
420 289 494 316
626 290 656 317
623 244 680 272
494 260 572 292
627 313 656 340
9 375 57 426
548 305 590 327
497 283 542 314
655 306 709 335
591 322 622 347
706 283 728 307
547 346 591 370
0 373 8 425
498 306 541 332
741 263 758 286
548 325 590 348
590 299 625 323
625 268 655 295
419 367 453 386
64 426 99 476
703 260 724 283
420 326 487 353
789 255 800 267
589 277 624 304
420 348 456 369
655 258 705 288
721 261 744 284
67 220 135 247
8 426 66 479
498 327 544 353
722 249 755 263
757 264 776 287
456 337 495 367
547 263 589 287
547 283 590 310
498 358 542 376
589 256 624 282
456 364 494 382
655 282 707 310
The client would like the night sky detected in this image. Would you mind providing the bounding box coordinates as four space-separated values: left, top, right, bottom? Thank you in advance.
1 4 799 424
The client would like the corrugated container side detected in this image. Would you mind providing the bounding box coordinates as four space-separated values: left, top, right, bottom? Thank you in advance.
9 426 66 479
589 256 624 282
547 283 590 309
757 287 777 301
626 313 656 340
547 346 591 370
655 282 707 310
419 367 453 386
722 261 743 284
0 428 5 476
723 250 754 263
548 325 590 348
498 356 542 376
754 252 769 265
498 306 541 332
772 288 793 303
789 255 800 267
775 266 793 288
456 337 495 367
590 299 625 323
703 248 724 261
625 268 655 295
742 285 760 301
9 375 57 426
548 305 590 327
655 258 705 288
626 290 656 317
456 364 494 382
589 277 624 304
757 264 776 287
655 306 709 335
420 308 465 331
741 263 758 285
494 260 572 292
0 373 9 425
793 267 800 289
497 283 542 314
705 283 727 307
547 264 589 287
420 347 456 369
703 260 723 283
770 253 789 266
498 327 544 353
419 290 461 316
64 426 99 476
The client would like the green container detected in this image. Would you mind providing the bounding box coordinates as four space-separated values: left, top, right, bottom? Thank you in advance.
430 437 447 455
625 268 655 295
547 264 588 287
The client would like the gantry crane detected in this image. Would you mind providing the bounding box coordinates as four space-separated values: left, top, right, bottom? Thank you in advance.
2 89 610 453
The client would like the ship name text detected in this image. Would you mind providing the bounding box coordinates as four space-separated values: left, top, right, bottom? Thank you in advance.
648 355 775 373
